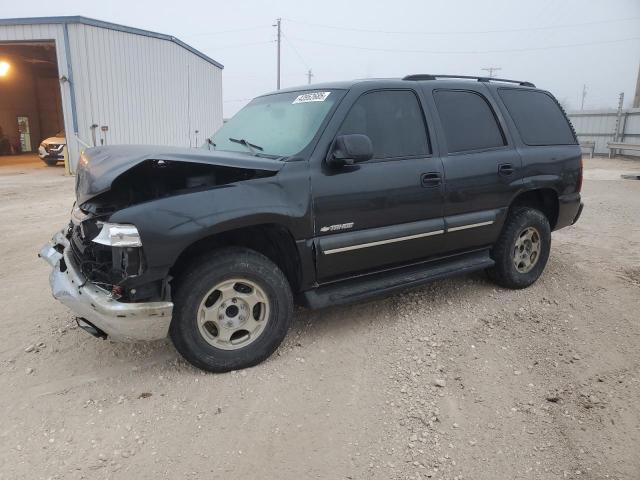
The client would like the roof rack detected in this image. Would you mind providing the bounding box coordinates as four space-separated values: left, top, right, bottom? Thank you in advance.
402 74 535 88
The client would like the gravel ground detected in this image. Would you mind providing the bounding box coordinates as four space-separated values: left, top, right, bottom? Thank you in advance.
1 154 639 480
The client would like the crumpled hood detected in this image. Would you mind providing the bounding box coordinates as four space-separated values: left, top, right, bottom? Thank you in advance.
75 145 284 204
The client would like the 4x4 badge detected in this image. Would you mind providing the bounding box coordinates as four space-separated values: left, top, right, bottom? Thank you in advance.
320 222 354 233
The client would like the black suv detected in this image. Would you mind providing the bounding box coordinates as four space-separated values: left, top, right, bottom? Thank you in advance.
40 75 583 372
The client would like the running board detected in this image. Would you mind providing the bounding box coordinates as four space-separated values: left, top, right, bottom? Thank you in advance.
301 250 494 309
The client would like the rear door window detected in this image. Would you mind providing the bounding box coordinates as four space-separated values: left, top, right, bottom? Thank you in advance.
339 90 430 159
433 90 506 154
498 89 576 146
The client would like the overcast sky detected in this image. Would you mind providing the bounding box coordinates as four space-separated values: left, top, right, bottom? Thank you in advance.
4 0 640 116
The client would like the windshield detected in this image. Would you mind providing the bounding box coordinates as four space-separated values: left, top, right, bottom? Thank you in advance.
205 90 340 157
55 130 65 138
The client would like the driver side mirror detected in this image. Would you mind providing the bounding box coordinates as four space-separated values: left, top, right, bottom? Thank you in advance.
327 134 373 168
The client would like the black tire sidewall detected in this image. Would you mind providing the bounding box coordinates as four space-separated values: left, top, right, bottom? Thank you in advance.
490 208 551 289
170 248 293 372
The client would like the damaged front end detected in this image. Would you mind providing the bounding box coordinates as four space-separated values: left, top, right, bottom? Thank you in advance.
41 145 283 341
39 228 173 341
66 205 150 301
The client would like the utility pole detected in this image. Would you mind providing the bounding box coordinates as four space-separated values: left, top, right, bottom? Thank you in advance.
481 67 501 78
633 63 640 108
307 69 314 85
614 92 625 141
611 92 625 158
580 84 587 110
273 18 282 90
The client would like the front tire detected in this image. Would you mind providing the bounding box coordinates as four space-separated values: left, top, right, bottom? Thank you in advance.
43 158 58 166
487 207 551 289
170 247 293 372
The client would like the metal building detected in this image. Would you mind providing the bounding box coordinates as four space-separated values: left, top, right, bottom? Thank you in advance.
0 16 223 172
568 108 640 156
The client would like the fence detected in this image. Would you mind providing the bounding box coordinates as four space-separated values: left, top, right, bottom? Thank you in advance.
567 108 640 157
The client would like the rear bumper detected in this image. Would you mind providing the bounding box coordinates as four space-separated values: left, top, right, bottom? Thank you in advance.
39 230 173 342
555 192 583 230
572 202 584 225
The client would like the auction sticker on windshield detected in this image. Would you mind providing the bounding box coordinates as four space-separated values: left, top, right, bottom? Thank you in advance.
292 91 331 104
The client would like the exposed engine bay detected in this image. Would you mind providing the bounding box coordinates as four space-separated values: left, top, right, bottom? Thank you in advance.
71 158 278 302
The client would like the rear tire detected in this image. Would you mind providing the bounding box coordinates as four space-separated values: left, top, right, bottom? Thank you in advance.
487 207 551 289
170 247 293 372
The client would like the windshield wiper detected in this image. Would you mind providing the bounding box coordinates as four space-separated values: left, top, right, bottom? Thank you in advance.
206 138 216 150
229 137 263 155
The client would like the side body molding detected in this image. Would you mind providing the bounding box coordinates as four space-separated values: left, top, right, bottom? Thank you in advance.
318 218 445 255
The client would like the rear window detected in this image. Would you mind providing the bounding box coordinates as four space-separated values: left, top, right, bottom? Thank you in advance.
433 90 506 154
498 89 576 146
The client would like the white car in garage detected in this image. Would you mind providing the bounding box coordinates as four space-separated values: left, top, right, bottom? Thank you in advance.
38 131 66 166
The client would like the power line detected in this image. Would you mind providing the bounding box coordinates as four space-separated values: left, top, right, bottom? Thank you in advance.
283 32 315 85
286 35 640 55
282 32 310 69
182 25 272 37
223 98 254 103
283 16 640 36
206 40 275 51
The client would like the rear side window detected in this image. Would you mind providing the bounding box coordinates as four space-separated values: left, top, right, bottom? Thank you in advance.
339 90 430 159
498 89 576 146
433 90 506 153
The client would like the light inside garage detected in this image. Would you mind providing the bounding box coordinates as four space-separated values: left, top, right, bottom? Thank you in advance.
0 43 64 161
0 60 9 76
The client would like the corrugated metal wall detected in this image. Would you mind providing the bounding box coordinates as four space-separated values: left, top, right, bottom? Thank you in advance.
568 109 640 157
1 20 223 171
67 24 223 153
0 23 77 161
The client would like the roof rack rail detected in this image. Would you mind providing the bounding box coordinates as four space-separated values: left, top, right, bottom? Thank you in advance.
402 74 535 88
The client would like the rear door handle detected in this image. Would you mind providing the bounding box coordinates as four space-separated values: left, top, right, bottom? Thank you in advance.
498 163 515 176
421 172 441 187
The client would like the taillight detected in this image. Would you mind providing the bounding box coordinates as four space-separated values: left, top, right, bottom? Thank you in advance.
576 156 583 193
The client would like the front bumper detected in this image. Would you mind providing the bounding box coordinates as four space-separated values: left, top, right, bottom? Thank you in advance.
38 145 64 160
39 230 173 342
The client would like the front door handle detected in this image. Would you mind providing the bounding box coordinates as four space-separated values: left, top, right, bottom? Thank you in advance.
421 172 441 187
498 163 515 176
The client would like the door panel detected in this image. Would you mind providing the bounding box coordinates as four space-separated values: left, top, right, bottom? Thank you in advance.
311 88 445 281
425 85 523 253
313 158 445 280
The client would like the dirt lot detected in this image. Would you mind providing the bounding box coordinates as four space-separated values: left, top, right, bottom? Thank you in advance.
1 154 639 480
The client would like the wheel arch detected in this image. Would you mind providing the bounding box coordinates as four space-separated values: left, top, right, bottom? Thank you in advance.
169 223 303 293
508 188 559 230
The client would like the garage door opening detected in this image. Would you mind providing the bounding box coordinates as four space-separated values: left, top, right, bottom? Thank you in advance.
0 41 66 167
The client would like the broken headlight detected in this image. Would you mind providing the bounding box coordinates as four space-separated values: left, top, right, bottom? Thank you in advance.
92 223 142 247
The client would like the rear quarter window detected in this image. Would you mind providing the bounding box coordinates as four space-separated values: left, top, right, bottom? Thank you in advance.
498 89 576 146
